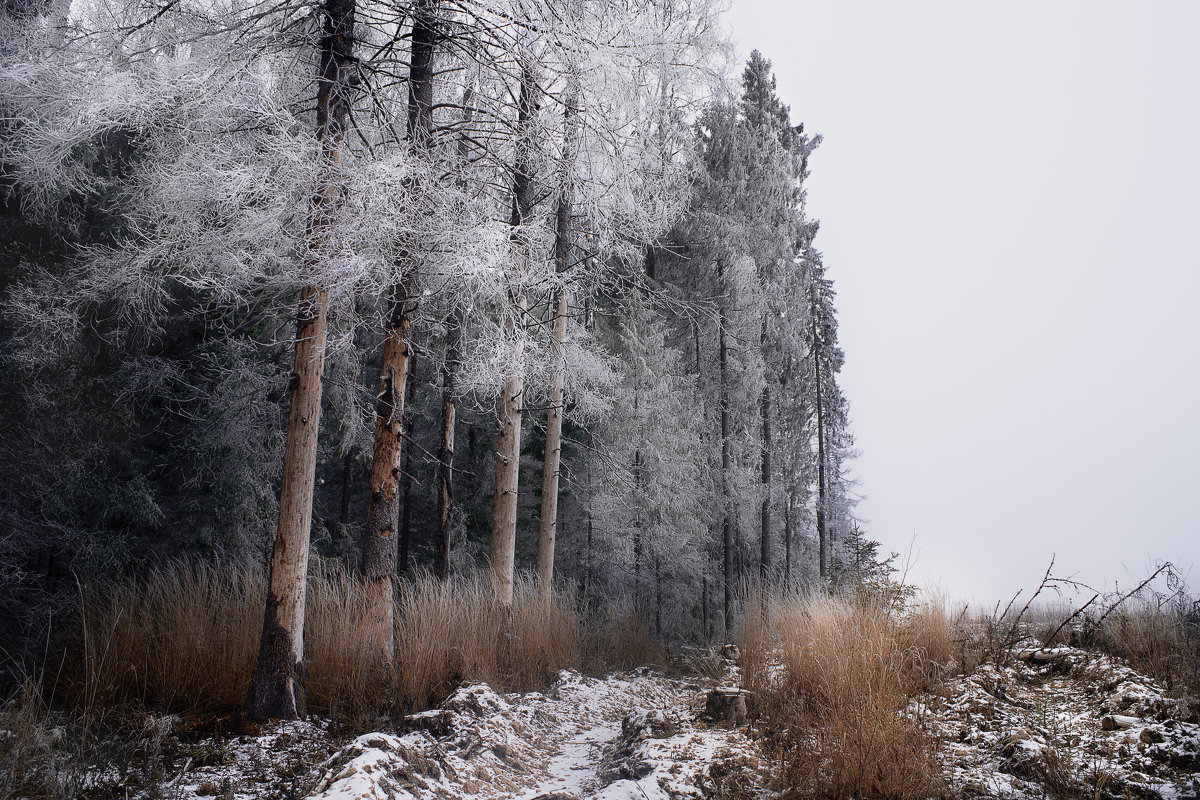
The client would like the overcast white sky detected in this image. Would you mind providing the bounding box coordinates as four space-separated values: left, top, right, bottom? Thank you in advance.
725 0 1200 603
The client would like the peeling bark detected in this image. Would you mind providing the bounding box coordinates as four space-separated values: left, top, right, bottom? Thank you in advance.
360 0 439 655
247 0 356 720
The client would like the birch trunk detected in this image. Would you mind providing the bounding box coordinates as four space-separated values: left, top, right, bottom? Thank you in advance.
246 0 355 720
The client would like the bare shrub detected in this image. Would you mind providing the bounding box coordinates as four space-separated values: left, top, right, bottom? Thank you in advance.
1080 595 1200 694
742 594 950 800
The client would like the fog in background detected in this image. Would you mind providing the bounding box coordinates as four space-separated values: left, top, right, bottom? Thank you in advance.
727 0 1200 603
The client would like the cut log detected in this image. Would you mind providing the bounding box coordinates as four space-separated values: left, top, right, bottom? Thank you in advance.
1015 647 1071 663
1100 714 1141 731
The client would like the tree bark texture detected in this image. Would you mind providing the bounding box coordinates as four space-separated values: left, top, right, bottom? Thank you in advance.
360 0 438 656
784 494 793 584
362 291 413 656
490 55 539 606
398 354 417 574
246 0 355 720
490 349 524 606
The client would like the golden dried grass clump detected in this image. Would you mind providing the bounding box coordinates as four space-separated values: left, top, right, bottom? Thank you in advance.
742 592 956 800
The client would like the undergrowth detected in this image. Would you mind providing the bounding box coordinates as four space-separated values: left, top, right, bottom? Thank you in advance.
741 591 957 800
52 559 582 717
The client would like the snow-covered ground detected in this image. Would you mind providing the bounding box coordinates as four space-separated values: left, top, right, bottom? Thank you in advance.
305 670 765 800
165 668 766 800
926 647 1200 799
63 646 1198 800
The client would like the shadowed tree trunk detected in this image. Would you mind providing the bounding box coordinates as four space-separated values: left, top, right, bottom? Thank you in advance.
246 0 356 720
433 76 477 580
784 491 793 584
760 376 772 583
490 53 539 606
717 260 734 635
398 354 418 574
360 0 438 656
434 307 460 579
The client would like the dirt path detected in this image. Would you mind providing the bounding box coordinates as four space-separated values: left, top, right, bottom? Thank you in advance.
306 670 766 800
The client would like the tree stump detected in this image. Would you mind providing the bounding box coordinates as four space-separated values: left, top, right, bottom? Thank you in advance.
705 686 749 726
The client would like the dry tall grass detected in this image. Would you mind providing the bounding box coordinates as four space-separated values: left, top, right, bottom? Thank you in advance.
1085 598 1200 693
742 592 955 800
57 559 581 717
1023 596 1200 694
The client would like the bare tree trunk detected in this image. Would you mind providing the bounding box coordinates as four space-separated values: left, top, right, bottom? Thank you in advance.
536 89 577 587
654 556 662 640
433 77 475 581
360 0 438 655
246 0 355 720
490 55 539 606
718 262 733 635
361 291 412 654
784 493 793 584
633 442 643 604
812 294 828 580
434 307 460 579
490 336 524 606
536 284 567 587
760 378 772 583
398 354 417 574
338 449 354 527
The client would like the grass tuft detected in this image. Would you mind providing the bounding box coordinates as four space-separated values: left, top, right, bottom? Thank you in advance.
742 591 953 800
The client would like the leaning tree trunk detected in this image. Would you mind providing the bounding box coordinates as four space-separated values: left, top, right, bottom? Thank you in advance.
360 0 438 657
490 55 539 606
246 0 356 721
